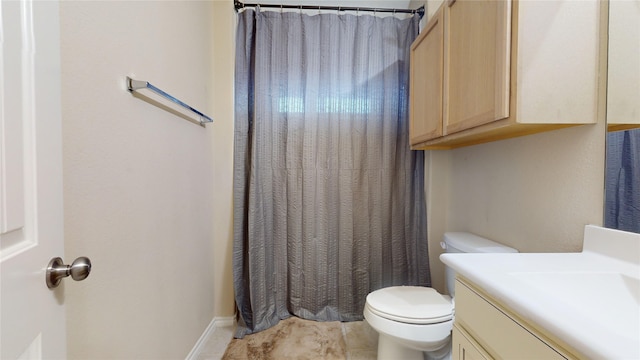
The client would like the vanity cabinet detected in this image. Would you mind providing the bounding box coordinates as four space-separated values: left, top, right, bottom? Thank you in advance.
452 278 577 360
452 325 489 360
409 0 602 149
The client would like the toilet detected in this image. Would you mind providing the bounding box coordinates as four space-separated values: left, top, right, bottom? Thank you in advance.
363 232 518 360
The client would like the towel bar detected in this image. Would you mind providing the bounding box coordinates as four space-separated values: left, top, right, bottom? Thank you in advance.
126 76 213 127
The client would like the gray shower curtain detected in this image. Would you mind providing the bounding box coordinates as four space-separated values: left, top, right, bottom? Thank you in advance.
233 9 428 337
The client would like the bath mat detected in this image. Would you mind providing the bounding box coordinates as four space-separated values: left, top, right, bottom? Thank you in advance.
222 317 347 360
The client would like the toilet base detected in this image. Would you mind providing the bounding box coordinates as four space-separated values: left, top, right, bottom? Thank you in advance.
377 333 424 360
376 333 452 360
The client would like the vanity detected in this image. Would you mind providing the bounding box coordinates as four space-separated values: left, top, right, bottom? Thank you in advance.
441 225 640 359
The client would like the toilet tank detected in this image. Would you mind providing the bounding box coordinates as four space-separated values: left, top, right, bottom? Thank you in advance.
442 232 518 297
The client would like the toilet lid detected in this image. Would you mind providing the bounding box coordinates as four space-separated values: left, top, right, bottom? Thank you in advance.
366 286 453 325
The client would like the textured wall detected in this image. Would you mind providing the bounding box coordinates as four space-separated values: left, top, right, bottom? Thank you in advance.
211 0 237 318
445 124 605 254
425 123 605 293
409 0 605 294
60 1 215 358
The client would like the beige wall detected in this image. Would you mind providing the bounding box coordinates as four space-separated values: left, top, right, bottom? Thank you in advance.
409 0 443 28
60 1 218 358
212 0 606 306
58 0 606 355
211 0 238 318
447 126 605 254
410 0 606 294
427 126 605 294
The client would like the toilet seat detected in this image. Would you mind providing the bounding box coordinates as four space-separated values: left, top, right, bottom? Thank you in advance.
366 286 453 325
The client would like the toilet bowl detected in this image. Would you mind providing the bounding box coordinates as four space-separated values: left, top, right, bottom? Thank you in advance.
364 286 453 360
364 232 518 360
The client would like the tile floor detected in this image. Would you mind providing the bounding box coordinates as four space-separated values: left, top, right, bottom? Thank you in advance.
192 320 378 360
341 320 378 360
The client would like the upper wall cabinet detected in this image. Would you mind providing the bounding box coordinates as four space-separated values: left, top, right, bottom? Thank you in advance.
410 7 444 143
446 0 511 134
607 0 640 132
410 0 602 150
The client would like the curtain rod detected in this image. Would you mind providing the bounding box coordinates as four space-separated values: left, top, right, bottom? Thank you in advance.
233 0 425 19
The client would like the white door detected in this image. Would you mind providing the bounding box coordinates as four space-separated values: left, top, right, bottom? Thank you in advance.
1 0 67 358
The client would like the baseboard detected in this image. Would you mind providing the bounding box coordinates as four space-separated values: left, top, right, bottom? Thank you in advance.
185 316 236 360
214 316 236 328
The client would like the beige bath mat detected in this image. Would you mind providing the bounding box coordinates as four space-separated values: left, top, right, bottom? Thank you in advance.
222 317 348 360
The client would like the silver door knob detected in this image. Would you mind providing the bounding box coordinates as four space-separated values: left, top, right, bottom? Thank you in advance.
46 256 92 289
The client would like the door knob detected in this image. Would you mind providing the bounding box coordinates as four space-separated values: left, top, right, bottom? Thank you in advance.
46 256 92 289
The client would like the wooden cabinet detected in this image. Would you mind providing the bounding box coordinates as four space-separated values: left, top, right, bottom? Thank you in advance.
445 0 510 134
409 0 603 149
453 278 578 360
410 7 444 144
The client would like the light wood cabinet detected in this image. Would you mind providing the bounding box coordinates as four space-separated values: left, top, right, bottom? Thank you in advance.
410 7 444 144
409 0 603 149
453 278 578 360
444 0 510 134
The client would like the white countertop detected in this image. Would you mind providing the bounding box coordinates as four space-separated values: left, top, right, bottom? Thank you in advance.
440 225 640 360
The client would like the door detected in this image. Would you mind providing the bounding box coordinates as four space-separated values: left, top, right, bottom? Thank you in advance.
444 0 511 134
1 0 66 358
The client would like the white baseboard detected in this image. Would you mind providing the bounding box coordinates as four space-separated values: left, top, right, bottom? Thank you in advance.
185 316 236 360
214 316 236 328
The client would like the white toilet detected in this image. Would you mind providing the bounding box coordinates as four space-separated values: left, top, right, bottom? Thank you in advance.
363 232 518 360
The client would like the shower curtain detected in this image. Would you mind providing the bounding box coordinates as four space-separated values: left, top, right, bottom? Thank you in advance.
605 129 640 233
233 9 428 337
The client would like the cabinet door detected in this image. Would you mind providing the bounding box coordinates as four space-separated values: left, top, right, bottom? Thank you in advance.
409 8 444 145
455 280 568 359
607 0 640 131
444 0 511 134
453 325 491 360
